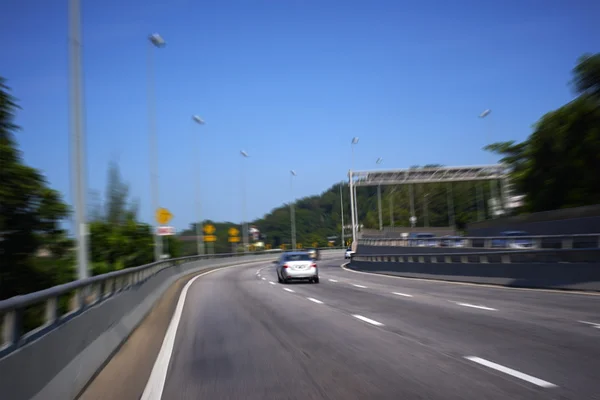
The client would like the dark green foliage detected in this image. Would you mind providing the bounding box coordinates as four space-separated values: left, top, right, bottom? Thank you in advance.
487 53 600 212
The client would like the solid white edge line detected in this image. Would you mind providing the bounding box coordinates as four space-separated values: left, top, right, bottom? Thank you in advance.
307 297 324 304
578 320 600 328
352 284 367 288
340 262 600 297
392 292 413 297
455 302 497 311
328 279 338 282
141 262 254 400
283 288 294 293
352 314 384 326
464 356 557 388
269 281 276 285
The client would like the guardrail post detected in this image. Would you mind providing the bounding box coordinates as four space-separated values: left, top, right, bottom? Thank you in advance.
480 255 488 263
464 239 472 248
484 239 491 248
445 256 451 263
2 309 22 348
418 256 424 263
461 255 467 263
501 254 510 264
45 297 58 325
431 256 437 263
562 238 573 249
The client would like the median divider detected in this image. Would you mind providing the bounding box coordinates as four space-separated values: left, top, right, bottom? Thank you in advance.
0 248 341 400
348 248 600 291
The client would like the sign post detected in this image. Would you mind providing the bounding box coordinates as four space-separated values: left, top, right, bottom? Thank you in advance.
155 208 173 258
203 224 216 255
228 227 240 253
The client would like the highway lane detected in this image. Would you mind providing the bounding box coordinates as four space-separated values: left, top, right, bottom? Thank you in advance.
146 257 587 399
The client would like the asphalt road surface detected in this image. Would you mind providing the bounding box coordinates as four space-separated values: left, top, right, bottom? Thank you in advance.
100 255 600 399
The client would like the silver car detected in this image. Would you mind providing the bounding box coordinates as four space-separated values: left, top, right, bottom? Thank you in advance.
274 252 319 284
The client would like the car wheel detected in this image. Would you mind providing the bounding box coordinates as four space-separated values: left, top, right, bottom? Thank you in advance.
313 277 320 284
277 272 283 283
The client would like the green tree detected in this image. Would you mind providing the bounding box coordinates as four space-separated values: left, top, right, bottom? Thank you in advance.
486 53 600 212
0 78 73 300
88 161 172 274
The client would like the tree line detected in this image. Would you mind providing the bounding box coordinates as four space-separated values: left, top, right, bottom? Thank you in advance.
1 53 598 298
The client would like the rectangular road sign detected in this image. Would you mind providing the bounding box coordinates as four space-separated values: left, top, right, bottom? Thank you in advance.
156 226 176 236
204 235 217 242
228 236 240 243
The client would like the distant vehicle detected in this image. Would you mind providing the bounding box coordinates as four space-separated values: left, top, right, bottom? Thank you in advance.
306 248 320 260
439 235 465 248
491 231 535 249
408 233 438 247
274 251 319 284
345 247 355 259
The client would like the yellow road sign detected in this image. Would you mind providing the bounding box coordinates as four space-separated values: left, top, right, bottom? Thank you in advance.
204 224 216 234
328 242 334 247
203 235 217 242
312 242 318 248
297 243 302 249
228 227 239 236
265 244 272 250
249 245 255 251
280 244 287 250
155 208 173 225
228 236 240 243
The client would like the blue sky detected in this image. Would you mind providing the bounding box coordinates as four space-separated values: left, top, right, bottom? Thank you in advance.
2 0 599 231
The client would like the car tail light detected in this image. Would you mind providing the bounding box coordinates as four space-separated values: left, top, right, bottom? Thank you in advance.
310 263 317 268
283 264 289 269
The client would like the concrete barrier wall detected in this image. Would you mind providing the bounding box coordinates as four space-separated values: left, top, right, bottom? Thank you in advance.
348 260 600 291
0 255 275 400
357 245 499 255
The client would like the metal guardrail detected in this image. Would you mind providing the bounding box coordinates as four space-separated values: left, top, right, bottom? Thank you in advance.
352 248 600 264
359 234 600 249
0 247 343 355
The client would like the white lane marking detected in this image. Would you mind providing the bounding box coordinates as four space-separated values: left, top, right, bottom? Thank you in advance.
454 302 496 311
352 284 367 288
352 314 384 326
464 356 557 388
392 292 413 297
269 281 276 285
341 262 600 297
261 277 266 280
328 279 338 282
579 320 600 328
141 261 264 400
283 288 295 293
307 297 324 304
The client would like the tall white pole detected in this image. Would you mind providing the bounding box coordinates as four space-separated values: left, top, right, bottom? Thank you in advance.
290 170 297 249
339 182 345 246
240 151 249 253
192 116 205 256
349 171 356 246
69 0 90 280
148 34 165 261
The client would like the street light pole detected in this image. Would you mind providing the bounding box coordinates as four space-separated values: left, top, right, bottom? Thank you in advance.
192 115 205 256
351 137 359 236
479 109 499 218
69 0 90 280
148 33 165 261
376 157 383 231
240 150 249 253
290 170 297 249
339 182 345 246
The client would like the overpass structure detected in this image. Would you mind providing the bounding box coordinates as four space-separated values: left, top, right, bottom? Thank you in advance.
347 164 511 244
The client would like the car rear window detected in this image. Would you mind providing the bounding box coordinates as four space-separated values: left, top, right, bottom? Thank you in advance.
285 254 312 261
